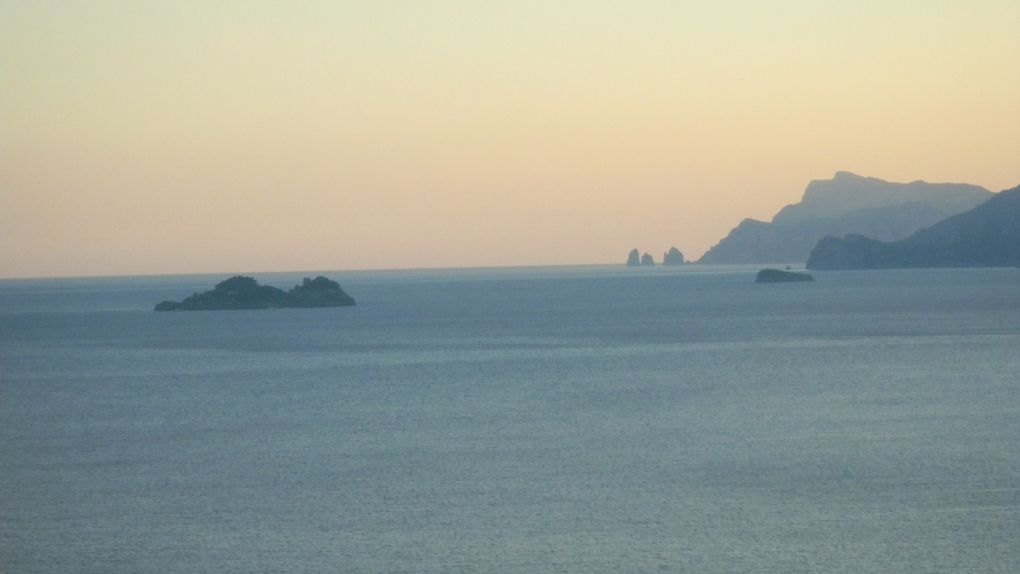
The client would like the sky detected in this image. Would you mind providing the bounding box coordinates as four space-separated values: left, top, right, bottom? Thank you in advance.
2 1 1019 278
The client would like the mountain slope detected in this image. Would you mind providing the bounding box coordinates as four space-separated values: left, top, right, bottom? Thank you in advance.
806 186 1020 270
698 172 992 264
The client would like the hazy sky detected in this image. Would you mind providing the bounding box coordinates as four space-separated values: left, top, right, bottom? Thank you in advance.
2 1 1018 278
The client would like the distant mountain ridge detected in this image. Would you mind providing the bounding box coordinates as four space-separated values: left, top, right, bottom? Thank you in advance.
698 172 992 264
806 185 1020 270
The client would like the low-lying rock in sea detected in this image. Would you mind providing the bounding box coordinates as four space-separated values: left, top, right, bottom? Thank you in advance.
755 268 814 283
640 252 655 266
155 275 355 311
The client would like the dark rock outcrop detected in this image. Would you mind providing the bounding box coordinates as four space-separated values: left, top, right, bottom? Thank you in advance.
699 172 992 264
806 185 1020 270
626 248 641 267
287 276 357 307
155 275 355 311
663 247 685 265
756 268 814 283
806 235 893 270
640 253 655 266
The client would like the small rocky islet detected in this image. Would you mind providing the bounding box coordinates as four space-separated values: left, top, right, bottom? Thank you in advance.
154 275 355 311
626 247 685 267
755 268 814 283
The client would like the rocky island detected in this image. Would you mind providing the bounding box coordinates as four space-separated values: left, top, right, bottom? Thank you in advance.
154 275 356 311
755 268 814 283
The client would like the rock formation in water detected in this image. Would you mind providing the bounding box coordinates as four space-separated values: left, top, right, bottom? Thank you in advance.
663 247 685 265
640 252 655 266
287 276 358 308
154 275 356 311
698 172 992 264
755 268 814 283
806 185 1020 270
626 248 641 267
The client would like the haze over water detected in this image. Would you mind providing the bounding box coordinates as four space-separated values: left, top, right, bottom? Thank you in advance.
3 2 1020 571
2 266 1018 572
2 1 1019 278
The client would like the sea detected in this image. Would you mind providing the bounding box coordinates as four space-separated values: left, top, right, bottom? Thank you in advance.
1 265 1018 573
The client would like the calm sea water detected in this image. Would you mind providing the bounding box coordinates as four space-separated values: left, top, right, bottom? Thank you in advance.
1 265 1018 573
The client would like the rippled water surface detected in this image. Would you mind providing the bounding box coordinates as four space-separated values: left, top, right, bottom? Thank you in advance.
2 266 1018 573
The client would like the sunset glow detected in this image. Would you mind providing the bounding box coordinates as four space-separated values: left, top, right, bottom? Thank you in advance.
2 1 1018 277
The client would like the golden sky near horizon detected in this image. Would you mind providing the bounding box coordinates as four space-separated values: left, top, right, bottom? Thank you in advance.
2 1 1019 278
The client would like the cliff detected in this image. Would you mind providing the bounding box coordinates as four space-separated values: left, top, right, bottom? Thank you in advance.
699 172 992 264
806 186 1020 270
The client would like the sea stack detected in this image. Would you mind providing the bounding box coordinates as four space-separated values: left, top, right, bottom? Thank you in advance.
626 248 641 267
641 253 655 266
663 247 685 265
